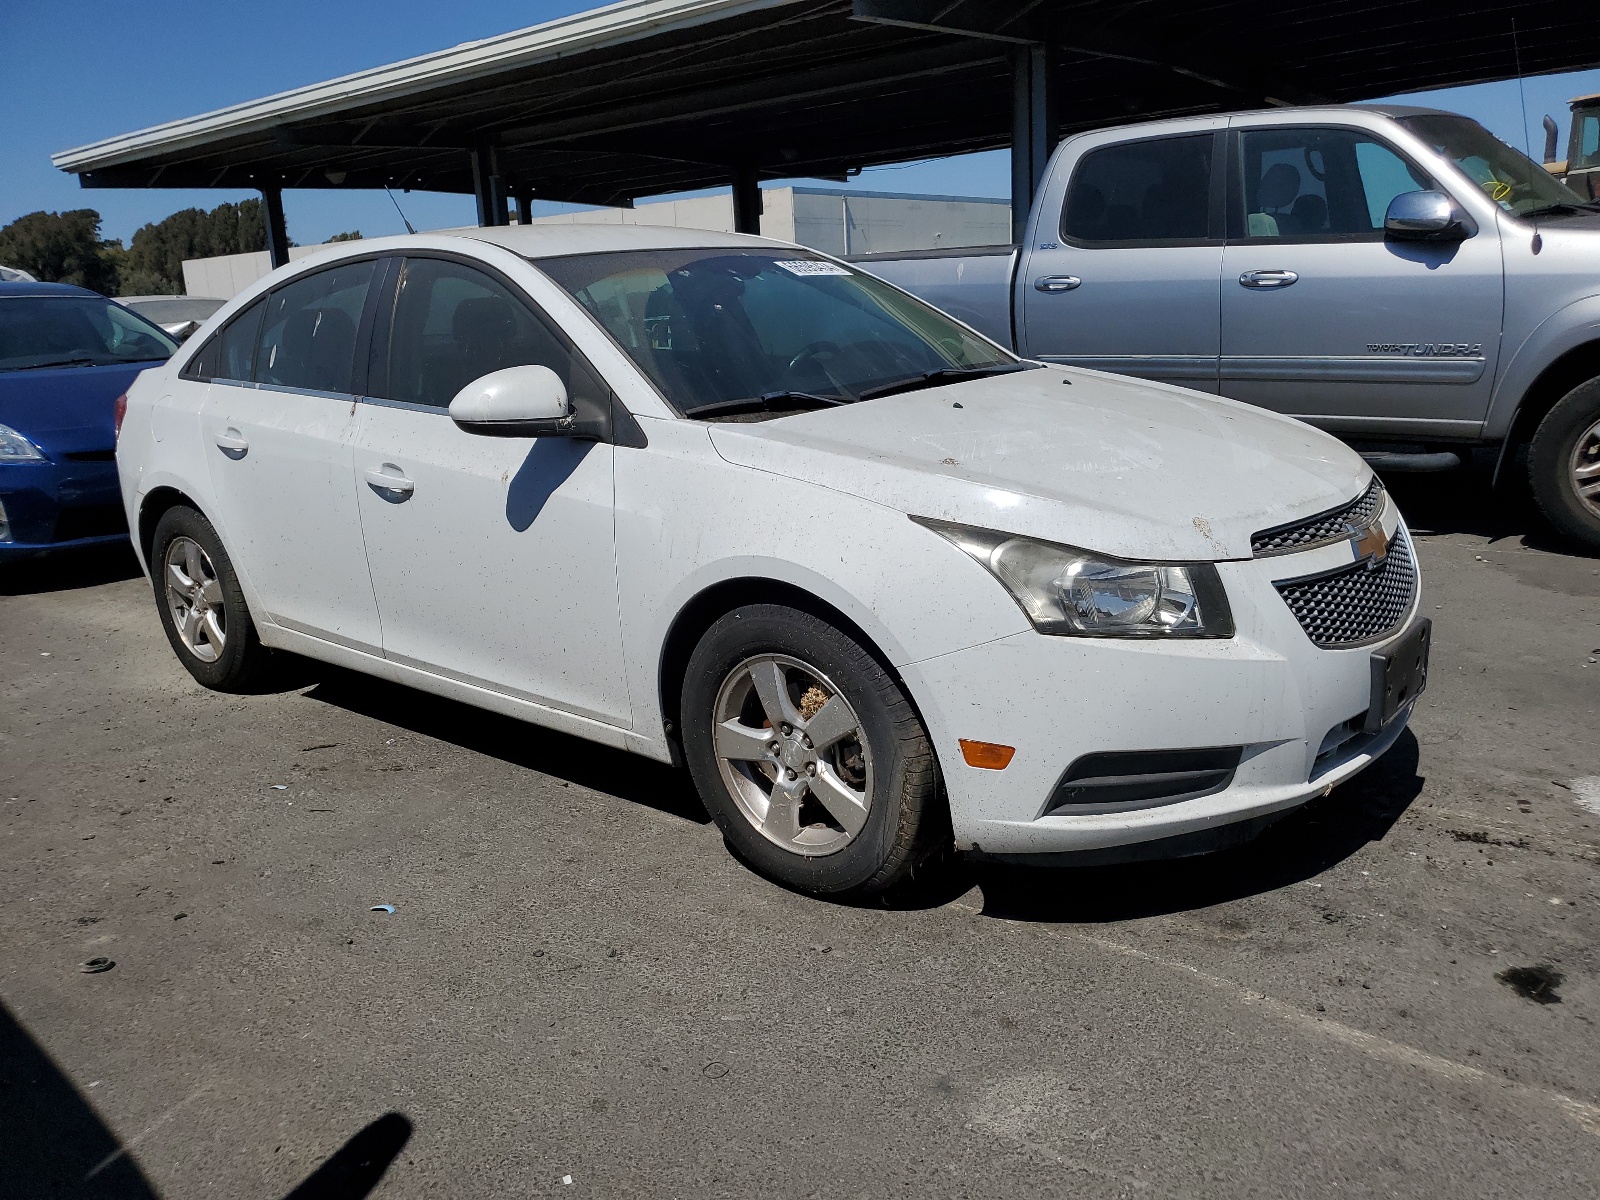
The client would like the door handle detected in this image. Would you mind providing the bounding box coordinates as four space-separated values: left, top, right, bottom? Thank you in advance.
1034 275 1082 293
364 465 415 500
214 427 248 458
1239 270 1299 289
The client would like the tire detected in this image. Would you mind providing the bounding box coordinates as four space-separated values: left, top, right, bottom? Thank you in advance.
1528 376 1600 552
149 505 269 691
681 604 947 898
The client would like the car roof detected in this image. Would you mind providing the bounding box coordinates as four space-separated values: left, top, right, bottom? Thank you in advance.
286 223 786 270
0 280 104 299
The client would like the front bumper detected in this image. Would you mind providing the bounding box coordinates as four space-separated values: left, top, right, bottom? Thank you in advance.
901 510 1422 858
0 458 127 559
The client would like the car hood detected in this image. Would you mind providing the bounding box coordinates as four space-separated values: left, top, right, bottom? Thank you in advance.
0 361 155 457
707 368 1371 561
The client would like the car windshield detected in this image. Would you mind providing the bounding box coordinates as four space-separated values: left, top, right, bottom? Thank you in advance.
0 295 178 372
1401 113 1595 217
535 249 1021 416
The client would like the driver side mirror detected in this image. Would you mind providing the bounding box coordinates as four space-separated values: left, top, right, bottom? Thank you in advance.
449 365 574 437
1384 190 1476 241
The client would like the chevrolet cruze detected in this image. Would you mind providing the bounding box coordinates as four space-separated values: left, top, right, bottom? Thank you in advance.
115 225 1428 896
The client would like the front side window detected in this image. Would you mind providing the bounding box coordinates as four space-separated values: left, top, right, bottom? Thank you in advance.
537 249 1017 416
1062 134 1215 245
255 260 376 394
1401 113 1591 217
0 295 176 372
1236 128 1432 240
373 257 604 411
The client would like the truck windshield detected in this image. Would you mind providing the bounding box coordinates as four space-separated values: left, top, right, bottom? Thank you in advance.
535 249 1020 416
1401 114 1593 217
0 295 178 372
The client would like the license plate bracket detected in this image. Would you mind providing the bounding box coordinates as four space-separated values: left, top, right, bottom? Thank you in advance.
1365 617 1431 733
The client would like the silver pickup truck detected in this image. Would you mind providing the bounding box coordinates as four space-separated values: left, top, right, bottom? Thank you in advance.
856 104 1600 551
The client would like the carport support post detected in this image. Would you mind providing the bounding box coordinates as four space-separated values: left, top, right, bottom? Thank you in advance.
472 142 508 227
732 167 763 235
1010 41 1053 242
514 192 533 225
261 187 289 269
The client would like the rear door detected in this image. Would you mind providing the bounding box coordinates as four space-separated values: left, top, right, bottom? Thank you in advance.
198 259 383 652
1018 125 1225 392
351 254 629 726
1219 121 1504 433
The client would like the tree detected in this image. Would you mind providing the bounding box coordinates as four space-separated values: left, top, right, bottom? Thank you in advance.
0 210 120 294
327 230 363 242
122 199 272 295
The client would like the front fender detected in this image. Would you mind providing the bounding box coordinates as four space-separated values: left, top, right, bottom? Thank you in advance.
1486 291 1600 441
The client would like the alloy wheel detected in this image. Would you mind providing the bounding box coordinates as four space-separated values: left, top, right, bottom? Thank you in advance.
1572 416 1600 518
164 536 226 662
711 654 873 856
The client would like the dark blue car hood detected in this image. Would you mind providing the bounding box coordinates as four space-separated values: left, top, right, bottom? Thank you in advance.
0 361 159 457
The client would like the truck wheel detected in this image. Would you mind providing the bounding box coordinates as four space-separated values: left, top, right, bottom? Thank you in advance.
149 505 269 691
680 604 947 898
1528 377 1600 552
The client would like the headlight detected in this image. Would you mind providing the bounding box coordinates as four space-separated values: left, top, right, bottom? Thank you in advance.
914 517 1234 638
0 424 46 462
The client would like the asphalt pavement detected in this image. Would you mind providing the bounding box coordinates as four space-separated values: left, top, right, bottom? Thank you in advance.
2 467 1598 1200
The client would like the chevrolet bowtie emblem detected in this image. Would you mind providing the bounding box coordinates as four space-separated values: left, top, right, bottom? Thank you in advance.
1351 522 1389 569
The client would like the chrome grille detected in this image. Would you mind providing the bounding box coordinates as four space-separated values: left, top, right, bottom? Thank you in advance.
1252 478 1385 556
1273 530 1416 648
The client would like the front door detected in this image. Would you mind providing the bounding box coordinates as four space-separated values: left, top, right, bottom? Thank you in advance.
352 255 629 726
199 259 383 652
1219 123 1504 432
1020 127 1225 392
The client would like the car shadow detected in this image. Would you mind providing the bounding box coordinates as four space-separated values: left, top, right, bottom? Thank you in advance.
1376 456 1588 555
302 666 711 825
966 729 1425 924
0 542 142 596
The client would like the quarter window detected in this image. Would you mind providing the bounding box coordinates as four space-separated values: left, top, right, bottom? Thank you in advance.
375 257 604 411
1062 134 1215 245
213 298 266 382
1236 128 1431 240
254 261 376 394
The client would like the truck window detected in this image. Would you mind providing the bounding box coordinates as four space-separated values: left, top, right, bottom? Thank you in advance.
1061 134 1215 245
1235 128 1431 240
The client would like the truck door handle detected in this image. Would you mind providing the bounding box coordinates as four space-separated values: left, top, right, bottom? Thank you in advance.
1034 275 1082 293
364 465 415 500
1239 270 1299 289
214 428 248 458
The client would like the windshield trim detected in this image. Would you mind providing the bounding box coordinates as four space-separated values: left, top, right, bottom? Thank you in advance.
530 247 1019 420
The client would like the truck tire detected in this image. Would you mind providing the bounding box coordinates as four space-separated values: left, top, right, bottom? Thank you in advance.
681 604 947 898
149 505 270 691
1528 377 1600 552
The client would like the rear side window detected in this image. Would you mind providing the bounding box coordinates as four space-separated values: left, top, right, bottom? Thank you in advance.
373 257 605 411
1062 134 1215 245
255 261 376 394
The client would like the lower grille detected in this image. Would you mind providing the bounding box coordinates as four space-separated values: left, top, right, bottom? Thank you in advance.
1041 746 1243 817
53 504 129 542
1274 530 1416 648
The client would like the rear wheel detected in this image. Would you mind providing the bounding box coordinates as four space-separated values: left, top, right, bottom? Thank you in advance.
149 505 268 691
1528 377 1600 552
681 604 946 898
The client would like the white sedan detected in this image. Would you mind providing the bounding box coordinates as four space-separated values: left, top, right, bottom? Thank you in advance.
116 225 1428 897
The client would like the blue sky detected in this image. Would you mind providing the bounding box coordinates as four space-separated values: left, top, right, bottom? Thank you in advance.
3 1 1599 248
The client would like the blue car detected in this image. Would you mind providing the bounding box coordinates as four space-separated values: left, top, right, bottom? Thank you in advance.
0 281 178 559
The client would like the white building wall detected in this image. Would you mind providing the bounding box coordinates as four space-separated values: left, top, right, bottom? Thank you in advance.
179 187 1008 298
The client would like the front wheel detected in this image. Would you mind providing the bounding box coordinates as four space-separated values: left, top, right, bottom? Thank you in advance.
149 505 269 691
1528 377 1600 552
681 604 946 898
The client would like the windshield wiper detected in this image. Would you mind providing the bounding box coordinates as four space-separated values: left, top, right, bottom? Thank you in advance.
856 362 1033 401
1519 200 1600 219
680 390 848 418
13 355 100 371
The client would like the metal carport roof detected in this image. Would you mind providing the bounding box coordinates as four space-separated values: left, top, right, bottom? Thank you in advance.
51 0 1600 237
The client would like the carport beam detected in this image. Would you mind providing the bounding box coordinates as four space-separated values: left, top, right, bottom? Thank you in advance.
1010 42 1053 241
261 187 289 269
472 143 509 227
732 167 763 235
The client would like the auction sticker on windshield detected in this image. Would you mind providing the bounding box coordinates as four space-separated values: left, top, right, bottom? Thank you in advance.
773 260 852 276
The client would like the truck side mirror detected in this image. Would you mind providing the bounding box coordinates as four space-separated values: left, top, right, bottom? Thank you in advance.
1384 190 1476 242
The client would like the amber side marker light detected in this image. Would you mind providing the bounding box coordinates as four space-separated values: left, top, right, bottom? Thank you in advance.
959 739 1016 770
